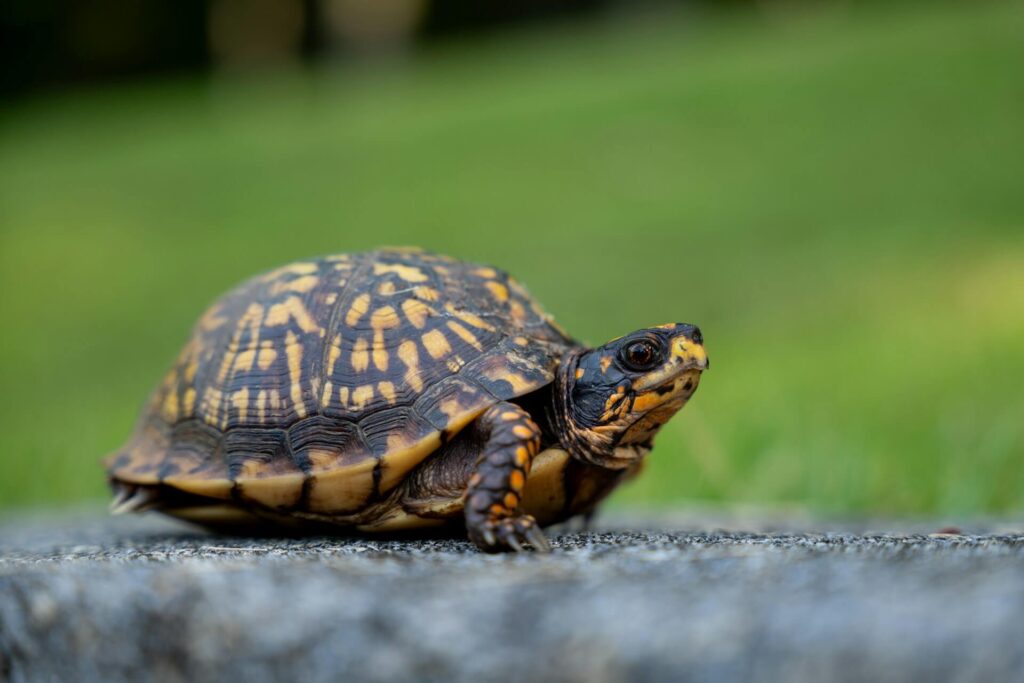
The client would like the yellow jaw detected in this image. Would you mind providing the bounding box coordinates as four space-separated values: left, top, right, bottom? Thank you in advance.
673 335 709 369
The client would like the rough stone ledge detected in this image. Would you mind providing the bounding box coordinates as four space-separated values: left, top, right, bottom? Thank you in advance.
2 511 1024 683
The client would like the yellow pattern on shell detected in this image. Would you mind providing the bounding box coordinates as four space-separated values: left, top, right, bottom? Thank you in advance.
351 337 370 372
268 275 319 295
345 293 371 327
397 340 423 392
485 281 509 302
378 381 397 404
265 297 320 334
285 331 306 419
421 329 452 360
446 320 483 351
231 387 250 423
401 299 432 329
373 262 430 282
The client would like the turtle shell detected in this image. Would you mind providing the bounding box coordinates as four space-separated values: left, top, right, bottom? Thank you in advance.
107 248 576 515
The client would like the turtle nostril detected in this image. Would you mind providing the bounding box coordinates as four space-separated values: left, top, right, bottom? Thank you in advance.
689 326 703 346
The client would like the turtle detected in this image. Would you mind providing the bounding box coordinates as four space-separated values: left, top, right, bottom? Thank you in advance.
106 248 708 552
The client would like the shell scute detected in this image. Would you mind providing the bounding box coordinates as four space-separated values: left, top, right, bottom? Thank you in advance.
412 375 490 434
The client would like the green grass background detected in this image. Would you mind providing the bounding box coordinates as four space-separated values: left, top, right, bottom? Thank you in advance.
2 0 1022 515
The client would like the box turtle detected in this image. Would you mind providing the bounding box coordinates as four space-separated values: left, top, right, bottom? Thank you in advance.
106 248 708 552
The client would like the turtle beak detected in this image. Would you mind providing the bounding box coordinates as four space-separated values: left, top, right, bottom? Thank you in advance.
672 336 709 371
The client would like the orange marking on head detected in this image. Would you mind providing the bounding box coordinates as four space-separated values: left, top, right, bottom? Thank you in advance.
599 356 613 373
575 368 585 380
631 391 666 413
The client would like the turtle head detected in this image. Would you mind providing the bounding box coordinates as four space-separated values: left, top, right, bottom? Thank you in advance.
554 323 708 469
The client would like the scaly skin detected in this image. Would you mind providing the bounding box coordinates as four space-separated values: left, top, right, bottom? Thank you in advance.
464 402 550 552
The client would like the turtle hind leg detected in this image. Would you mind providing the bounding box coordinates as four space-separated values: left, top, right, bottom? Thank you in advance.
464 402 551 553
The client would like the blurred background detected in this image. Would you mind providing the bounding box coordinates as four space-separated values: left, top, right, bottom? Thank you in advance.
1 0 1022 517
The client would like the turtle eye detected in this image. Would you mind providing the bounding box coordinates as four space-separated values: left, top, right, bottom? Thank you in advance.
620 339 662 371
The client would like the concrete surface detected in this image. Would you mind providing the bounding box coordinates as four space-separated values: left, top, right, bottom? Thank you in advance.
2 510 1024 683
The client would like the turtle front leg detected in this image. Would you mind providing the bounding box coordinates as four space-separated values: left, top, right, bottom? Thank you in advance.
464 402 551 553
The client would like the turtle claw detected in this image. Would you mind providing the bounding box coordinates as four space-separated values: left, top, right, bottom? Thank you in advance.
506 534 525 553
109 484 136 512
523 523 552 552
109 484 160 515
471 514 550 553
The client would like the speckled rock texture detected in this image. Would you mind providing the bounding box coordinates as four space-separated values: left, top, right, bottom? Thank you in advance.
2 510 1024 683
